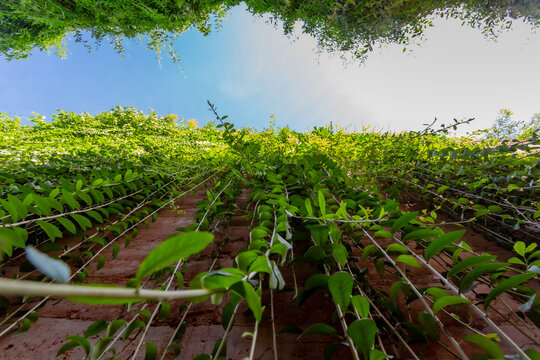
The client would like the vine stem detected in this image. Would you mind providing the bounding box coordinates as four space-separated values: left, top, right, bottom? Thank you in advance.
130 174 232 359
0 172 218 338
0 278 217 300
212 302 240 360
129 176 235 359
389 234 533 360
248 275 262 360
345 263 421 360
248 319 260 360
270 289 278 360
360 229 470 360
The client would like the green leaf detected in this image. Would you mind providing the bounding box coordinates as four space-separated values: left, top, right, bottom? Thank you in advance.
112 242 119 260
437 186 449 193
230 281 262 322
373 230 393 239
71 214 92 231
85 319 107 337
417 311 439 340
484 272 536 309
488 205 503 213
331 243 348 267
370 349 387 360
37 220 63 242
0 228 25 256
324 343 343 360
318 190 326 216
90 337 113 359
235 250 260 272
309 225 329 246
57 217 77 234
525 349 540 360
387 243 408 254
269 243 288 265
97 255 106 270
212 338 227 359
433 295 470 313
59 335 90 356
362 244 377 260
297 323 340 340
328 271 353 310
526 243 538 253
57 341 80 357
508 184 519 192
106 319 126 337
158 301 171 321
8 194 27 221
86 210 104 223
123 320 146 340
248 255 272 275
193 355 211 360
424 230 465 260
305 198 314 217
297 274 329 307
347 319 377 359
0 198 19 222
464 333 504 358
391 212 418 233
459 263 507 293
448 254 496 278
145 342 157 360
351 295 370 318
136 232 213 283
62 191 80 210
76 190 93 206
396 254 421 268
250 226 268 241
34 196 52 215
514 241 526 257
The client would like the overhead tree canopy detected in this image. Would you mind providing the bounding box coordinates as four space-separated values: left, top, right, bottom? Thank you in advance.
1 0 539 61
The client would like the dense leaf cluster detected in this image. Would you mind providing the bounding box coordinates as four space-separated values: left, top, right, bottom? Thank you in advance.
1 0 538 61
0 108 539 359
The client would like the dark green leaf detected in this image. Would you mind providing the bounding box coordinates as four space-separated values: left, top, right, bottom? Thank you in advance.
391 212 418 233
57 217 77 234
145 342 157 360
347 319 377 359
351 295 370 318
417 311 439 340
484 272 536 309
37 220 63 242
85 320 107 337
297 323 340 340
424 230 465 260
328 272 353 310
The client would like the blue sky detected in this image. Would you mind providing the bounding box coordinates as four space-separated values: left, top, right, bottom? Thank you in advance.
1 5 539 133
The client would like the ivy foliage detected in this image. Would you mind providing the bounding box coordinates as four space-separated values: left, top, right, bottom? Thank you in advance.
1 0 538 61
0 108 539 359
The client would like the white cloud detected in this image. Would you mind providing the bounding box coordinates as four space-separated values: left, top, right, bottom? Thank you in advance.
226 9 540 133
